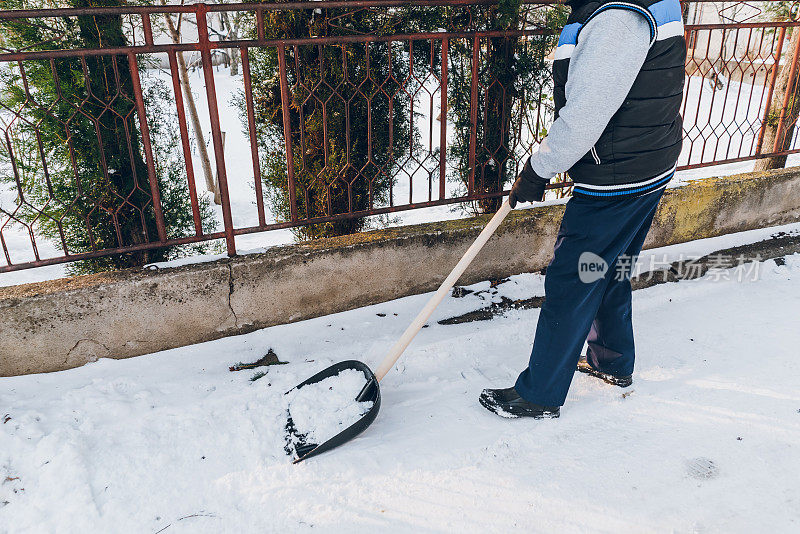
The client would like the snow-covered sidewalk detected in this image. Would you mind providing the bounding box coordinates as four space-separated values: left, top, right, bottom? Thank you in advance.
2 245 799 532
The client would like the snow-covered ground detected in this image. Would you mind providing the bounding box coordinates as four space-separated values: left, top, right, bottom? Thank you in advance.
3 66 800 287
2 229 799 533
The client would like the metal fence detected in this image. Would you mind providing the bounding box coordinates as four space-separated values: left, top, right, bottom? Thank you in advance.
1 1 800 274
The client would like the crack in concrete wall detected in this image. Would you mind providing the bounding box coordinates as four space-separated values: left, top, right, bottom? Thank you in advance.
226 263 239 329
63 339 111 366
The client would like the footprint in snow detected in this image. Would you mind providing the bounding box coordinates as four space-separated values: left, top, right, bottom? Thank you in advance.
685 457 719 480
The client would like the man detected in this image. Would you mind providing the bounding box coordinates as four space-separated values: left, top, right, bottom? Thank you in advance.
480 0 685 418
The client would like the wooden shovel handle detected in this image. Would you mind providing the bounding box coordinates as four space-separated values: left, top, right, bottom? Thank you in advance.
374 200 514 381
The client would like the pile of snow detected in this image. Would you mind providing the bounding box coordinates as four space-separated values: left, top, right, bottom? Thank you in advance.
286 369 373 444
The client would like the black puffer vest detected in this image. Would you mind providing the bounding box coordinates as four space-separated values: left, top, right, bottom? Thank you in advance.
554 0 686 197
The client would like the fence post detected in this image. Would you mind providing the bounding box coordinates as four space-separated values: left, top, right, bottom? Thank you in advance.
241 48 267 227
439 38 448 201
468 35 479 196
167 50 203 237
772 26 800 154
756 26 786 154
278 44 299 222
127 51 167 243
142 13 154 47
197 3 237 257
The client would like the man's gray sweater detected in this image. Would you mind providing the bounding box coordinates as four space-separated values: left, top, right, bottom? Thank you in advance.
530 9 652 180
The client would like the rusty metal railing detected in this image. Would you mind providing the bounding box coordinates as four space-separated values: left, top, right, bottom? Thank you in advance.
682 18 800 170
1 1 799 274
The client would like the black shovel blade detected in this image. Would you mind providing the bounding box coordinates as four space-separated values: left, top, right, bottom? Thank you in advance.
284 360 381 464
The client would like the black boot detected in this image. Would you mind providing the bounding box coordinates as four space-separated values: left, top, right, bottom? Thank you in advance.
576 356 633 387
479 387 560 419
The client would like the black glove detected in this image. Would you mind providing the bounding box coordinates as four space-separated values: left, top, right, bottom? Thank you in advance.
508 158 549 208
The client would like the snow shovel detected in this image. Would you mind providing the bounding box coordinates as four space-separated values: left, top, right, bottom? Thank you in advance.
285 200 514 463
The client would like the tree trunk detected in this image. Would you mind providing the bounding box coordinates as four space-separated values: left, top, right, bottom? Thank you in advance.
75 0 156 266
229 47 240 76
219 9 240 75
756 27 800 171
476 34 517 214
163 7 221 204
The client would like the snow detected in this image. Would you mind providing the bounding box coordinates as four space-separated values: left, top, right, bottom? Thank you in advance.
635 221 800 276
142 246 269 271
286 369 373 446
2 227 800 532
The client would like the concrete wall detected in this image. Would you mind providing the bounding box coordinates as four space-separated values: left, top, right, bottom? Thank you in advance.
2 167 800 376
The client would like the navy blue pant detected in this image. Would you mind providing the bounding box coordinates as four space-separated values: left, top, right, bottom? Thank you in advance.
514 188 665 407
